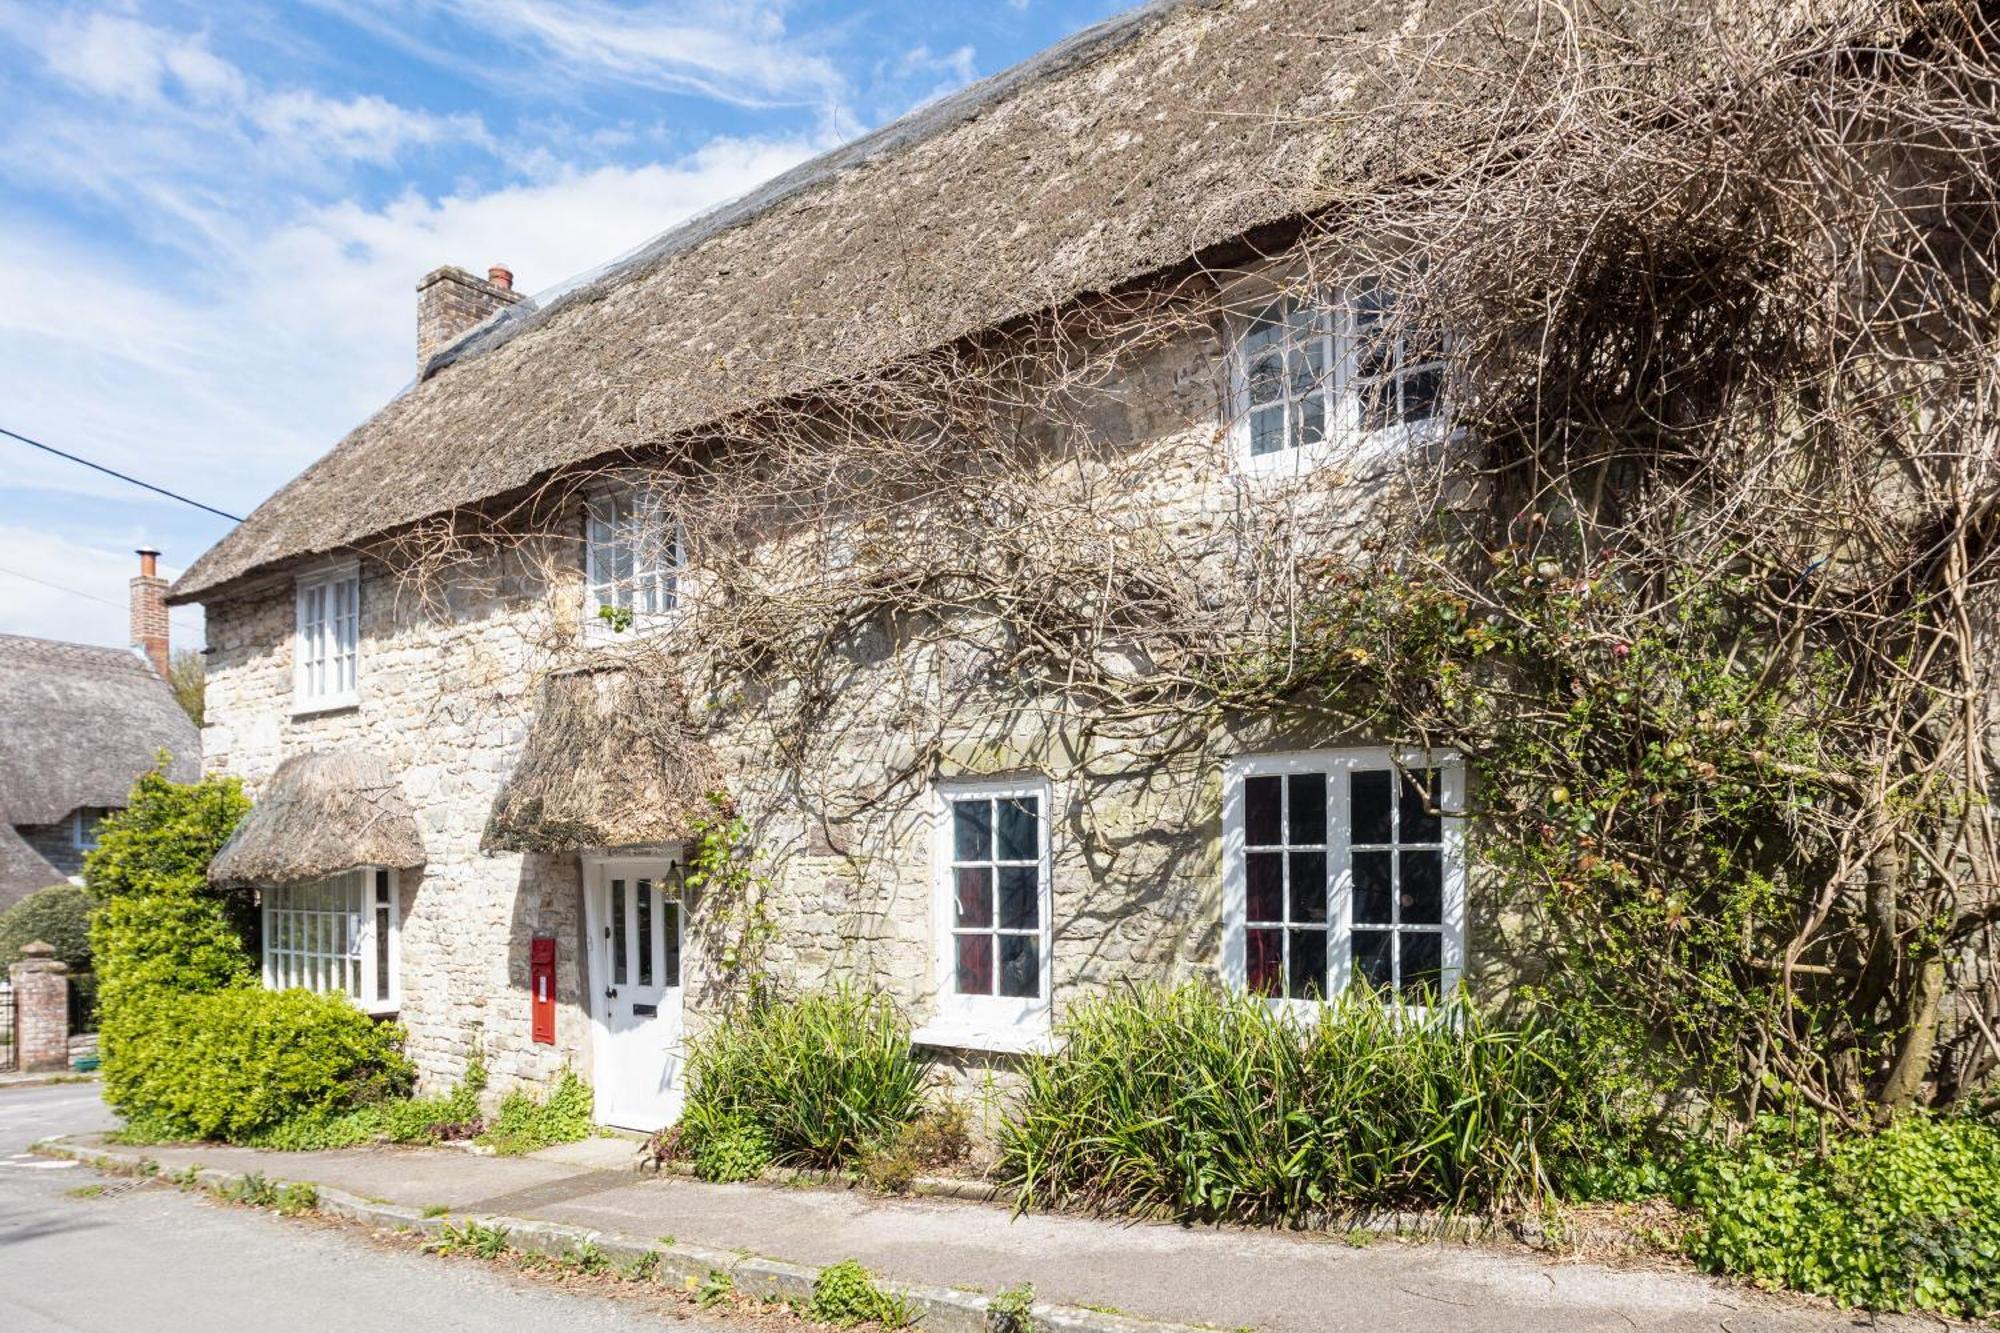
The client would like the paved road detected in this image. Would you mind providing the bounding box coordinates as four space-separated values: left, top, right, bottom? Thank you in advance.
0 1081 713 1331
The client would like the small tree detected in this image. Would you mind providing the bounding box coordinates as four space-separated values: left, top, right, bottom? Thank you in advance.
0 883 96 970
167 648 205 728
85 766 251 940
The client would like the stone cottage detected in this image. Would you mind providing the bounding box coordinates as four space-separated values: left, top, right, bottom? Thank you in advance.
1 551 198 909
176 0 1491 1131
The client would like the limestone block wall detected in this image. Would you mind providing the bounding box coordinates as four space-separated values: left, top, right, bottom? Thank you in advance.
195 323 1529 1107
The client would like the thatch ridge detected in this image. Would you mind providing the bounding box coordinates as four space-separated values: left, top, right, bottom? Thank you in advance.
171 0 1421 603
208 749 426 887
484 668 721 853
0 633 198 826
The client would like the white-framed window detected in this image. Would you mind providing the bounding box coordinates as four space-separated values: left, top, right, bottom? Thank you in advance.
70 807 108 851
1222 750 1465 1007
293 562 360 711
585 485 683 637
915 776 1054 1052
262 867 401 1015
1233 281 1445 471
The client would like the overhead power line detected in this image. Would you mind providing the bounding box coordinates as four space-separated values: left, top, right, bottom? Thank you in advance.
1 424 245 522
0 564 205 633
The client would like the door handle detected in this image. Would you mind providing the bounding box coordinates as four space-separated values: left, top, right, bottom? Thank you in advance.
604 987 618 999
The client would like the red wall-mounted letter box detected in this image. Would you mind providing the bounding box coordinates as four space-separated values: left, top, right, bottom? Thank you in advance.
531 935 557 1046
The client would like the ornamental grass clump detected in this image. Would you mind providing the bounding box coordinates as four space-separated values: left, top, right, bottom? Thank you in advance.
1002 982 1620 1223
680 985 931 1170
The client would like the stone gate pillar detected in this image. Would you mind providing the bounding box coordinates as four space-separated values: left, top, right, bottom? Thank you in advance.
10 940 69 1073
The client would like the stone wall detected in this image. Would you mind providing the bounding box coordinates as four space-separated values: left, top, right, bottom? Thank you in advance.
197 324 1530 1110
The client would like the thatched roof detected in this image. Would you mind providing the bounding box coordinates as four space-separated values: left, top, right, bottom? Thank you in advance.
208 749 425 887
0 634 197 826
171 0 1430 603
0 825 67 913
484 669 721 854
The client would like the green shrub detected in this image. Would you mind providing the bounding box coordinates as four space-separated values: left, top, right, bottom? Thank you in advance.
104 985 412 1142
1002 981 1626 1222
681 986 931 1170
84 769 248 899
479 1069 594 1155
1684 1114 2000 1318
809 1259 914 1328
692 1118 774 1183
249 1062 486 1150
0 883 96 969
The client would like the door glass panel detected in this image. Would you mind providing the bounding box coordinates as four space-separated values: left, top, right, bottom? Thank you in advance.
663 899 681 988
611 879 628 986
637 878 654 987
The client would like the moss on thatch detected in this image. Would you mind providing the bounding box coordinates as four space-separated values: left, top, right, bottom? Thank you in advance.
484 669 720 854
208 750 425 887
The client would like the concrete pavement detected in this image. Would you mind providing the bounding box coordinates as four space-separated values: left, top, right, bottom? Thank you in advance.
0 1082 724 1332
26 1095 1914 1333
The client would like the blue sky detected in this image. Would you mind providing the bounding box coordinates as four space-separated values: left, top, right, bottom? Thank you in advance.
0 0 1125 650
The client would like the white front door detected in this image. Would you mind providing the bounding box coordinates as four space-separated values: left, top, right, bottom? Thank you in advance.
583 856 686 1131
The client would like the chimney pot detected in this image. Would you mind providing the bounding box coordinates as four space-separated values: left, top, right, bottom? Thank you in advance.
488 265 513 291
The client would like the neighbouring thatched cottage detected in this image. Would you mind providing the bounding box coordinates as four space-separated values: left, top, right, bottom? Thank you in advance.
1 554 197 909
166 0 2000 1128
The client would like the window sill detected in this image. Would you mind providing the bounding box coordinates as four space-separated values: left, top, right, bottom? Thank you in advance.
910 1018 1056 1056
291 692 360 718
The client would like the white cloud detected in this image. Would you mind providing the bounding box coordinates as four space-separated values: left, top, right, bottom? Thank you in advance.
323 0 846 111
0 524 204 652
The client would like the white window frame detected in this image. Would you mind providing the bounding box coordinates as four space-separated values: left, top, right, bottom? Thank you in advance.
1220 749 1466 1014
292 560 360 713
583 485 684 641
261 867 402 1016
1229 282 1448 477
914 775 1055 1054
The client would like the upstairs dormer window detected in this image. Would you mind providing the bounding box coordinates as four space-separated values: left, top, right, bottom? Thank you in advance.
586 485 684 637
294 562 360 712
1235 282 1445 469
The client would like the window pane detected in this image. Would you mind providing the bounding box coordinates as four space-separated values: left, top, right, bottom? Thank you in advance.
1246 928 1283 997
1288 851 1326 923
1351 770 1393 844
997 865 1039 930
1399 770 1442 842
637 879 654 987
1246 852 1284 922
999 935 1039 999
996 797 1038 861
955 934 994 996
1402 932 1443 1003
663 900 682 988
1287 928 1327 1001
1352 929 1394 994
1250 406 1286 456
1352 850 1394 925
1247 354 1283 406
1245 775 1283 846
1287 774 1326 845
1400 850 1443 925
954 867 993 928
1402 365 1443 422
952 799 992 860
611 879 628 986
375 903 391 1003
1297 393 1325 446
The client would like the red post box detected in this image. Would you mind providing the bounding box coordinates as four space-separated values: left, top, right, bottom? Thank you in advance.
531 935 557 1045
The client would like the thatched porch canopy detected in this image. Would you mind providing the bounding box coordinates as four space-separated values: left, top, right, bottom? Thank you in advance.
484 669 720 854
209 749 425 888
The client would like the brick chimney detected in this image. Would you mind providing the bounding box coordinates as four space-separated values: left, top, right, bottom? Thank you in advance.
416 264 523 373
130 548 169 680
